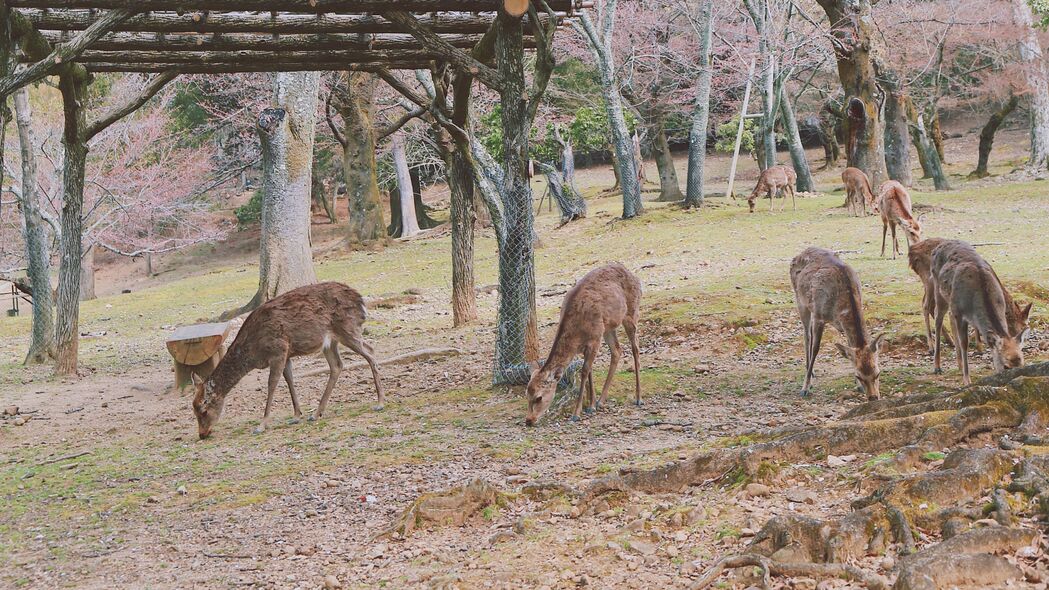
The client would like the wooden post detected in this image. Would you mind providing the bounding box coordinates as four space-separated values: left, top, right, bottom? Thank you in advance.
166 322 231 389
725 57 756 200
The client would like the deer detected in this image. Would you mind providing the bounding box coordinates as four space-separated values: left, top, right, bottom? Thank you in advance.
877 180 923 259
791 247 885 400
747 165 797 213
841 167 876 216
192 282 384 439
524 263 642 426
909 238 1032 355
930 240 1030 385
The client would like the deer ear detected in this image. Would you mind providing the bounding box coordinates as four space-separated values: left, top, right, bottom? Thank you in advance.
191 373 203 387
1022 302 1034 323
870 333 887 352
834 343 853 360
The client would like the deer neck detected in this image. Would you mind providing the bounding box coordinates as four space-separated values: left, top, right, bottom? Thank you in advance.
204 344 254 408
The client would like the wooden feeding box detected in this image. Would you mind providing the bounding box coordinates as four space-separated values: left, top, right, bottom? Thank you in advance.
166 322 231 390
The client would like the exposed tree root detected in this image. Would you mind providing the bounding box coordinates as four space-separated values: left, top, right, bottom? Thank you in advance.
892 527 1038 590
378 479 502 539
690 553 889 590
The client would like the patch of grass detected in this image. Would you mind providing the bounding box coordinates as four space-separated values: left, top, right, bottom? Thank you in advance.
714 524 741 540
864 452 896 469
922 451 946 461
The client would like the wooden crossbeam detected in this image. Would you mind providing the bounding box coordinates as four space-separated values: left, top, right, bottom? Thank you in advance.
59 48 442 64
82 61 431 73
37 30 538 52
9 0 581 12
20 9 559 34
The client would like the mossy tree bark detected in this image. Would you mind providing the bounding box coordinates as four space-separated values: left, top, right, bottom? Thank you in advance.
971 95 1018 179
1013 0 1049 171
12 87 54 364
650 115 683 202
778 84 814 192
683 0 713 209
336 71 386 245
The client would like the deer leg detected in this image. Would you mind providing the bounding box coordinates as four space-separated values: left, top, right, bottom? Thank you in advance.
598 330 622 410
341 334 385 411
790 185 796 211
769 188 775 212
952 314 971 385
283 360 302 422
572 346 597 422
922 293 935 355
586 371 597 415
891 224 899 259
256 359 285 434
933 298 948 375
801 318 812 395
624 322 642 406
314 342 343 420
803 322 824 398
881 222 888 258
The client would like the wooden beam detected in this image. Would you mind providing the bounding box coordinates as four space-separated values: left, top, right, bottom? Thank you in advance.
19 9 560 34
382 10 503 89
37 30 538 52
82 61 431 73
62 48 442 65
10 0 582 11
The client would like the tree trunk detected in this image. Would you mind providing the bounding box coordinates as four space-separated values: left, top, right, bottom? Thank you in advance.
972 95 1019 178
930 109 946 164
1013 0 1049 171
778 84 814 192
339 72 386 244
684 0 713 209
883 84 913 186
651 117 683 202
494 8 540 373
392 134 420 238
13 87 54 364
55 70 89 375
410 167 441 229
79 243 96 301
449 136 477 326
818 101 842 169
816 0 888 186
223 72 320 319
758 31 777 171
908 104 950 190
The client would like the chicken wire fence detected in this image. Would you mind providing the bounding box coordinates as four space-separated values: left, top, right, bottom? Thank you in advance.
490 180 581 395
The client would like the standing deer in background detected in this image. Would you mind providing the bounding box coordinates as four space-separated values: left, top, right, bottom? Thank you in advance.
524 263 642 426
791 247 885 399
931 241 1029 385
192 282 384 439
878 181 923 259
841 167 876 216
747 165 797 213
909 238 1032 354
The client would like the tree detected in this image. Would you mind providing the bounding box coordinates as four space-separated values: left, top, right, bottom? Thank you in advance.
11 86 53 364
332 72 387 245
684 0 714 209
815 0 888 186
1012 0 1049 171
390 133 421 239
576 0 643 218
223 72 321 320
971 95 1019 178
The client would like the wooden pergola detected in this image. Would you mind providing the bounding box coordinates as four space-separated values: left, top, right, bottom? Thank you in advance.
0 0 578 377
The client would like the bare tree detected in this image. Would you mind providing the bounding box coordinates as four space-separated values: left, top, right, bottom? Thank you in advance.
1012 0 1049 171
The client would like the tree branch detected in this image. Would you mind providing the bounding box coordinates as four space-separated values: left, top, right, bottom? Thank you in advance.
381 10 504 90
85 70 178 140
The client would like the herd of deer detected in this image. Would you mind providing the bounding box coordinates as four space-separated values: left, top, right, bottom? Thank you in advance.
189 168 1033 438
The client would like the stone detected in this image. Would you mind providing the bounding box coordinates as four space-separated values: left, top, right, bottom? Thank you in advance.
628 540 657 556
625 518 646 532
488 531 517 546
794 578 817 590
879 556 895 571
669 512 683 527
176 485 188 495
784 488 817 504
368 543 387 558
4 406 19 416
744 483 770 498
770 542 810 564
323 574 342 589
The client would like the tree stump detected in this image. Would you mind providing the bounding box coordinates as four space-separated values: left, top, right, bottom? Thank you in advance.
166 322 230 390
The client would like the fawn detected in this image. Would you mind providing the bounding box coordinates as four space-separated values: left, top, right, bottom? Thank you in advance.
192 282 384 439
877 181 923 259
524 263 642 426
930 240 1029 385
747 165 797 213
909 238 1032 354
791 247 885 399
841 167 876 216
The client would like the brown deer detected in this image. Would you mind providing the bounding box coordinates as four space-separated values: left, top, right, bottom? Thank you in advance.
192 282 384 439
930 241 1029 385
791 247 885 399
841 167 876 216
878 180 923 259
909 238 1032 354
524 263 642 426
747 165 797 213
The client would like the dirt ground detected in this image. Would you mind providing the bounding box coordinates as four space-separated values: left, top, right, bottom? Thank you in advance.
2 125 1049 589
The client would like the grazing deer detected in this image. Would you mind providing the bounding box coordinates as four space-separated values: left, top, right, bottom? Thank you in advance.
909 239 1032 354
878 181 923 259
747 165 797 213
192 282 384 439
930 241 1030 385
791 247 885 399
524 263 642 426
841 167 876 216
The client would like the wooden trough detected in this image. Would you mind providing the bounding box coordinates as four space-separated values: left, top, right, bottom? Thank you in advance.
166 322 231 390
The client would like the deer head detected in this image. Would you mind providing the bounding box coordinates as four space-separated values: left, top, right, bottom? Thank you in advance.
191 374 224 440
900 216 923 245
989 330 1027 373
524 365 562 427
835 333 885 400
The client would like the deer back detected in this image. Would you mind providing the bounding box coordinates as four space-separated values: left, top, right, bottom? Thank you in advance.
791 247 868 347
931 241 1010 339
